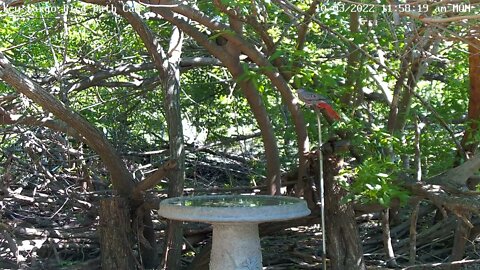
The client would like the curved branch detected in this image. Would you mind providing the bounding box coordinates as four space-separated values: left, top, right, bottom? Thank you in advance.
0 52 135 196
67 62 155 92
155 2 309 188
211 1 281 195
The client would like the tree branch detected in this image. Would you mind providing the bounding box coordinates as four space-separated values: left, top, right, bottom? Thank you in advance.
0 52 135 196
428 153 480 188
132 159 177 200
0 106 83 139
401 12 480 24
157 2 309 186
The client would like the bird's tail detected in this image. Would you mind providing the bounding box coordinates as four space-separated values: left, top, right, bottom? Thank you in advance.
316 101 341 121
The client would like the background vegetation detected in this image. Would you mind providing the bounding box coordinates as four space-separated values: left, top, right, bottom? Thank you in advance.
1 0 479 269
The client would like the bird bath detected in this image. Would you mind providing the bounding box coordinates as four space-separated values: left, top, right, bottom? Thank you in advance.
158 195 310 270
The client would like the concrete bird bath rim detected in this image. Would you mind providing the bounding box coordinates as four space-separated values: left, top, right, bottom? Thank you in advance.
158 195 311 270
158 194 310 223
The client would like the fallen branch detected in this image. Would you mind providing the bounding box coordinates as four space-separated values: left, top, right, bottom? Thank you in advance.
427 153 480 188
406 183 480 218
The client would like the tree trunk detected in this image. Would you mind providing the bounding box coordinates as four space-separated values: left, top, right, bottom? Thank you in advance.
461 38 480 156
161 63 186 270
161 23 186 270
323 155 366 270
448 38 480 269
0 47 166 269
118 9 186 268
387 32 435 135
99 197 136 270
226 15 282 195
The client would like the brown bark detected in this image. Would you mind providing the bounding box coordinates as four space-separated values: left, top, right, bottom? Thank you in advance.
161 23 186 270
132 159 177 200
387 50 411 134
382 209 398 267
0 107 82 139
405 183 480 215
230 63 281 195
1 9 175 267
99 197 136 270
461 38 480 155
409 201 421 265
449 39 480 268
322 155 366 270
0 50 166 268
227 6 281 196
387 31 434 135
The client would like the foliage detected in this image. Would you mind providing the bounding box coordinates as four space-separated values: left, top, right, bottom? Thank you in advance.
2 1 480 269
344 158 410 206
0 0 476 203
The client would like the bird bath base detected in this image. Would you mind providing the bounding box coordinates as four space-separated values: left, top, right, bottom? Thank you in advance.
211 223 261 270
158 195 310 270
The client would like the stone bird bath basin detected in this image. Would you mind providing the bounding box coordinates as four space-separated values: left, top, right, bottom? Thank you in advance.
158 195 310 270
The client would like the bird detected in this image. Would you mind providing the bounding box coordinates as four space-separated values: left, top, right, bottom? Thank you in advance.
296 88 341 121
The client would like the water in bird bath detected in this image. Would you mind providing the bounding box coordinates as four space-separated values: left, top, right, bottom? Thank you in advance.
169 195 299 207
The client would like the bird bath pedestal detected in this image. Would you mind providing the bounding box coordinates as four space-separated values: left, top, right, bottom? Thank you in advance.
158 195 310 270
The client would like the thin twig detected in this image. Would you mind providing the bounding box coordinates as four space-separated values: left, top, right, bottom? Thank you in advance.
315 109 327 270
409 200 420 265
49 197 69 219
